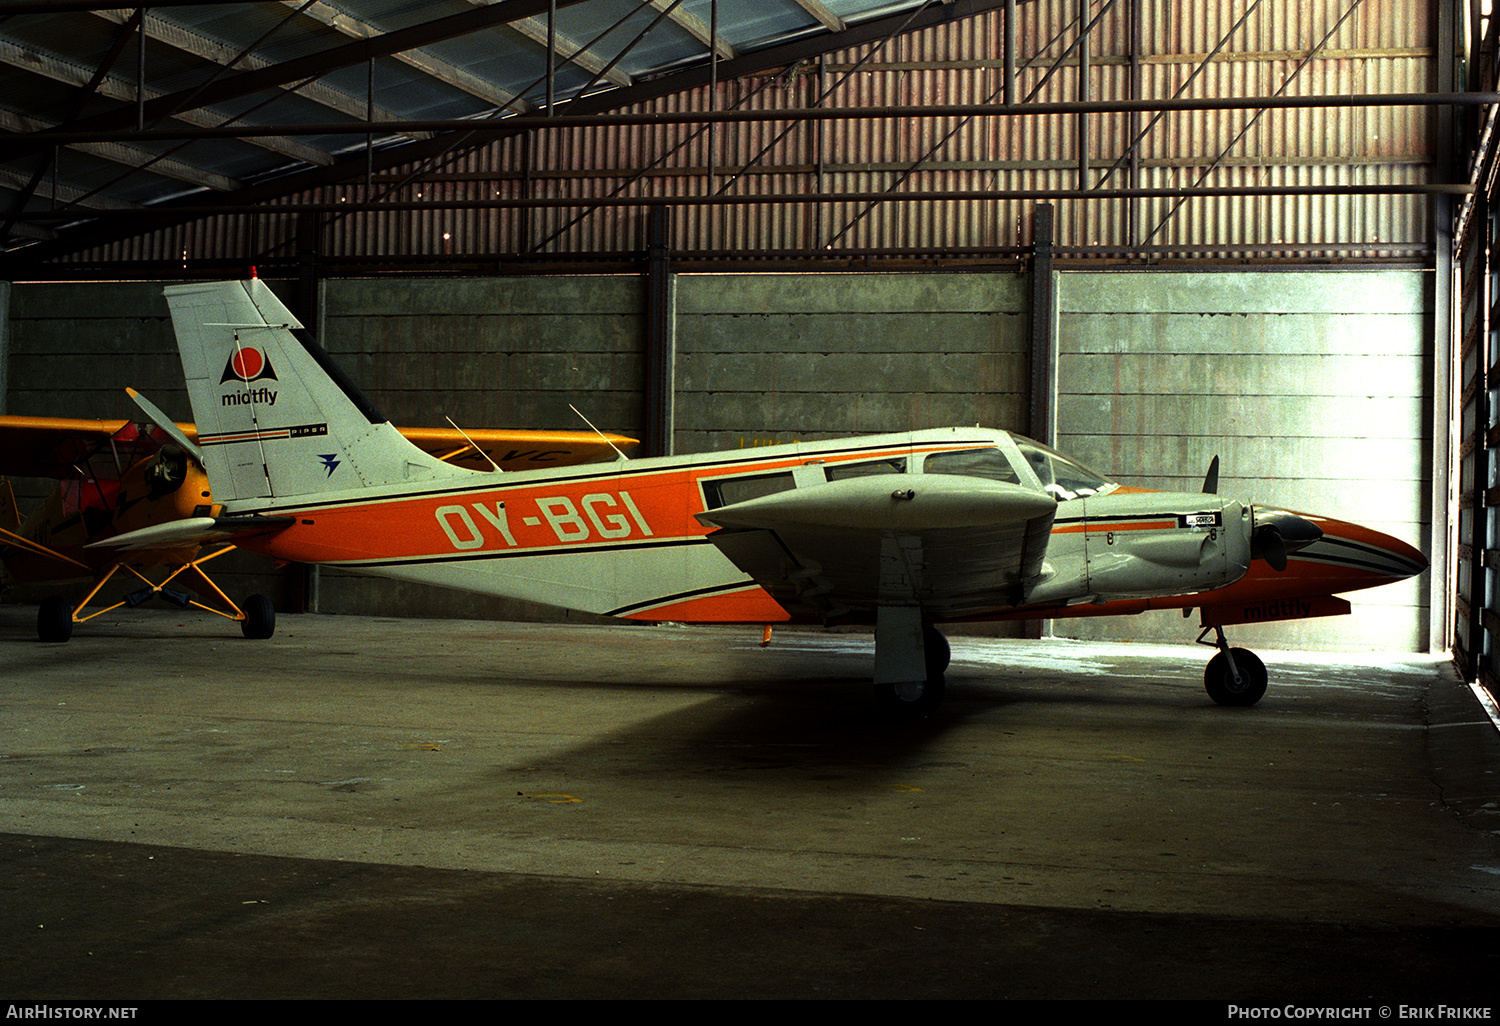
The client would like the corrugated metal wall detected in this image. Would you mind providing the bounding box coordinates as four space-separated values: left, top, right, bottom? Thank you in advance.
60 0 1439 271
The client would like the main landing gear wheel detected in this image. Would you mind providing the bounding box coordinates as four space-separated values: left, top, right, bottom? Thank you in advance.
37 596 73 643
876 673 946 719
923 624 951 679
1204 647 1267 707
240 594 276 640
874 624 950 719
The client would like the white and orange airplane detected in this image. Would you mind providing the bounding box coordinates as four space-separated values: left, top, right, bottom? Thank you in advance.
125 278 1423 715
0 407 636 643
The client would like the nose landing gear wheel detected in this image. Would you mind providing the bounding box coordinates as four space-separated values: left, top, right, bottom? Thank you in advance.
1204 647 1267 706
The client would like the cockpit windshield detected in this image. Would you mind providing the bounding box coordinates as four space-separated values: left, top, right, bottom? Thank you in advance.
1011 436 1117 501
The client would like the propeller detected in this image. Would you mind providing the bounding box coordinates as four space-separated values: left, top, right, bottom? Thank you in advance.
127 387 204 464
1252 524 1289 572
1197 454 1320 573
1250 507 1323 573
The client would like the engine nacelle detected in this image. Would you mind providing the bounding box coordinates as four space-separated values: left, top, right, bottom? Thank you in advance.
1028 492 1253 606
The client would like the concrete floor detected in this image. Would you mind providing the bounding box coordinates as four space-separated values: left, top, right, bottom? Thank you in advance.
1 604 1497 1001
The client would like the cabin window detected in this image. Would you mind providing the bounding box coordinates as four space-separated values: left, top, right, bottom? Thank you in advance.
923 448 1021 485
1012 439 1115 500
825 457 908 481
702 471 797 510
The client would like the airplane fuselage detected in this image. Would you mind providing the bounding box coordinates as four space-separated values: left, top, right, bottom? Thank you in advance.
211 426 1422 629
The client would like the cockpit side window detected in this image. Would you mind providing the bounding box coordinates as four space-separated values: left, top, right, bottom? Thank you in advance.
923 448 1022 485
1012 438 1116 501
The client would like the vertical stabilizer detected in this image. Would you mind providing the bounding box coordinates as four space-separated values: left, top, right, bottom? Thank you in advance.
164 279 472 505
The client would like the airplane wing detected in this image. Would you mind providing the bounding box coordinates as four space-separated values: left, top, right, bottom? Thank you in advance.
0 415 636 478
0 415 162 478
696 474 1058 620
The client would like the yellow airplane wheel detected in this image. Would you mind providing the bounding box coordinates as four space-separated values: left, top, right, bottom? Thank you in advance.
240 594 276 640
37 596 73 643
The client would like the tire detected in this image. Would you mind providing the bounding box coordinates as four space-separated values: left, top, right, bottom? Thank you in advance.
923 625 951 678
876 673 946 720
37 596 73 643
241 594 276 640
1204 648 1267 707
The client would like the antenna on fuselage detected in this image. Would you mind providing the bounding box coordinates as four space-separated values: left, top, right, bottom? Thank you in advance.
444 416 502 473
570 404 630 461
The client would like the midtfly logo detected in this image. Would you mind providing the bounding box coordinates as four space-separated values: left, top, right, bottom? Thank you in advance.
220 346 277 384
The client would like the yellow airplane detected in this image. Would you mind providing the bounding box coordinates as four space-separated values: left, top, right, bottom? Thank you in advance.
0 411 636 642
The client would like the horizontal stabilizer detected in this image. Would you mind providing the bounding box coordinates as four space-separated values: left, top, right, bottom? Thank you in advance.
84 514 295 551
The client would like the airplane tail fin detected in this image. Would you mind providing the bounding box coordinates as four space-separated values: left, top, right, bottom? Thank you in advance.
163 279 473 506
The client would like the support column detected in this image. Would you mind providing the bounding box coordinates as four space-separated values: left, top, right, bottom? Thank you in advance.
0 280 10 415
1026 204 1058 642
286 215 322 615
1028 203 1057 446
645 206 677 457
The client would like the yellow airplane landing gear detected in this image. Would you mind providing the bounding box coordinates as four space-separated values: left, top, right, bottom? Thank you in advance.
37 545 275 642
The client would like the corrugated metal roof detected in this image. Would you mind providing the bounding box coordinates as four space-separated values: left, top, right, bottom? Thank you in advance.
1 0 934 261
0 0 1453 273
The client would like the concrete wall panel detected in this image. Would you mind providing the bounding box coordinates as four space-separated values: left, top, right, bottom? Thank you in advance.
675 272 1029 453
322 277 645 437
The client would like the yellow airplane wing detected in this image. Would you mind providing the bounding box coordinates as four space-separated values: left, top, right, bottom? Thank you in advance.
0 414 638 479
0 415 141 478
393 426 636 471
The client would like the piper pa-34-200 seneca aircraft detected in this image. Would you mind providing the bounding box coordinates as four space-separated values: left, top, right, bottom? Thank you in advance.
145 278 1426 716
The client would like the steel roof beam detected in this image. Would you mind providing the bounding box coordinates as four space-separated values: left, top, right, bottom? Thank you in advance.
284 0 537 113
0 33 334 168
10 183 1470 227
15 91 1495 145
6 0 594 141
645 0 737 60
509 16 634 90
0 0 1027 263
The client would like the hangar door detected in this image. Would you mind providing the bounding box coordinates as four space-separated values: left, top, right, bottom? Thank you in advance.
1050 270 1433 654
